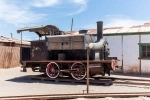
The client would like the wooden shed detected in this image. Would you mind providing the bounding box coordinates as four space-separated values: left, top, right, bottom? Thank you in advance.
0 36 30 68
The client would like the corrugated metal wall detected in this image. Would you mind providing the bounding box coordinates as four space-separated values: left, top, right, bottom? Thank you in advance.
104 35 140 74
0 46 21 68
123 35 139 74
140 35 150 74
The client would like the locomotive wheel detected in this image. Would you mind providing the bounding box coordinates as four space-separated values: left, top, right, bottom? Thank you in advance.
46 62 60 79
71 62 86 80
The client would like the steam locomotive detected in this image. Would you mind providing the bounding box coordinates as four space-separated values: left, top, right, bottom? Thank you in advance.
17 21 118 80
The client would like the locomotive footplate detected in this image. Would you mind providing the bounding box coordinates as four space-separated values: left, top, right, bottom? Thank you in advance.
22 60 115 63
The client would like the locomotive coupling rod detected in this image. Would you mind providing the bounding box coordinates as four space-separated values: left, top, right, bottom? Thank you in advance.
86 46 90 94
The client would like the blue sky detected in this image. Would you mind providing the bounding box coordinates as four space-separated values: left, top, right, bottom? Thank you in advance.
0 0 150 40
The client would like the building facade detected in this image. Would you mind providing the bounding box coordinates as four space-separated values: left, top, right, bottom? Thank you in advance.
103 23 150 74
104 33 150 74
0 36 30 68
68 22 150 74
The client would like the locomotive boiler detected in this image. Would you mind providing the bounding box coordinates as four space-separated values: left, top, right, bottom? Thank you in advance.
17 21 118 80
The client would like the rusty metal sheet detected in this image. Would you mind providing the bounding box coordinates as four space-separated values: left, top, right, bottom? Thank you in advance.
47 34 85 50
31 40 47 60
17 25 59 34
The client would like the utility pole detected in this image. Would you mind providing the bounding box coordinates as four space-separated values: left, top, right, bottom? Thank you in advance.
86 46 90 94
10 33 13 38
71 18 73 31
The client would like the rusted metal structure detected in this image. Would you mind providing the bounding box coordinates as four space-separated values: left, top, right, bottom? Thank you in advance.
17 21 119 80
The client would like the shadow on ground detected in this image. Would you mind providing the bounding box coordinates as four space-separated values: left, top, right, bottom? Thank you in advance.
6 75 110 86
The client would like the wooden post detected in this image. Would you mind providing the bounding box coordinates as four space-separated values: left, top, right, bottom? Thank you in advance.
21 32 22 62
86 46 90 94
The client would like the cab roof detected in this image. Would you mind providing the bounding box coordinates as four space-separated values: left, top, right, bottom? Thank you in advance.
17 25 59 37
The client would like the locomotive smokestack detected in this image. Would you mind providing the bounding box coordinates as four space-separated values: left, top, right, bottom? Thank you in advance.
97 21 103 42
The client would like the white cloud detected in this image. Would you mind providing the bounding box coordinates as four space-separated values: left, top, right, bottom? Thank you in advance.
31 0 88 15
0 0 88 26
0 0 46 26
31 0 60 7
104 19 146 27
104 15 148 27
67 0 88 16
67 4 87 16
72 0 87 4
83 15 150 29
0 23 6 27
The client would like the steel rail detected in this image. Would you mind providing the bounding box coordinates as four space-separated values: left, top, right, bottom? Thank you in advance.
113 81 150 86
94 76 150 86
29 75 150 86
96 76 150 82
1 92 150 100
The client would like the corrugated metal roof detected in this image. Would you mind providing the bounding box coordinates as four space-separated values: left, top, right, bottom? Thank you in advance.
67 22 150 35
103 27 123 34
17 25 59 36
0 36 30 45
67 29 97 35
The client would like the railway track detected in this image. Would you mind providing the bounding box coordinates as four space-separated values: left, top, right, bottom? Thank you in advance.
94 76 150 86
28 74 150 86
94 76 150 82
113 81 150 86
1 92 150 100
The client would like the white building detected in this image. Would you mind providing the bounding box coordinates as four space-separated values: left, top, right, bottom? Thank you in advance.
68 22 150 74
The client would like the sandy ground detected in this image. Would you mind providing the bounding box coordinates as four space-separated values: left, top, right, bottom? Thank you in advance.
0 67 150 98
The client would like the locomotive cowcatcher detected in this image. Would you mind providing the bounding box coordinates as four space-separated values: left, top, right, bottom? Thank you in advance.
17 21 119 80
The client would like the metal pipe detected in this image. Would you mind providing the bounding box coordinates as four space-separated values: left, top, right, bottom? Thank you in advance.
10 33 13 38
86 47 90 94
89 21 104 50
89 39 105 50
96 21 103 42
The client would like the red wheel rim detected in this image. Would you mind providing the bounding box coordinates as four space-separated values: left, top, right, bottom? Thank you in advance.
71 62 86 80
46 62 60 78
